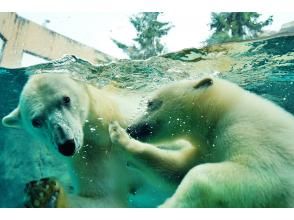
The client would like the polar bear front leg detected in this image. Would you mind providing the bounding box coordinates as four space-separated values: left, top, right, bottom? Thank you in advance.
109 121 199 175
24 177 68 208
109 121 133 150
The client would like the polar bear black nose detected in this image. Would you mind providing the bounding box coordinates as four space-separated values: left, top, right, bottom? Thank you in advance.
58 139 76 156
127 123 153 141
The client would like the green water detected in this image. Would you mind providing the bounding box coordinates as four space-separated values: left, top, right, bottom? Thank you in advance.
0 34 294 207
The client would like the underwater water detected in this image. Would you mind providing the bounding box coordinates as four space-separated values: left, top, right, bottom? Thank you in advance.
0 33 294 207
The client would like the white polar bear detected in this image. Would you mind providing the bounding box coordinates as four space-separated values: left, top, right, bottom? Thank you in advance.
2 73 177 207
109 77 294 207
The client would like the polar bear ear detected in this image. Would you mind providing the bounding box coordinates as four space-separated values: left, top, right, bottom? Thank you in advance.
2 107 22 128
193 78 213 89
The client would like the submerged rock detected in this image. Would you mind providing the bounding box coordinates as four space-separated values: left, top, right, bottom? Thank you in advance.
0 33 294 207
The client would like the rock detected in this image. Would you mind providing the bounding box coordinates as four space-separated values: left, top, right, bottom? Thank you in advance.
0 32 294 207
280 21 294 34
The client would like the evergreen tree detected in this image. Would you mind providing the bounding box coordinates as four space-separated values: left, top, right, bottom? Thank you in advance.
112 12 173 59
206 12 273 45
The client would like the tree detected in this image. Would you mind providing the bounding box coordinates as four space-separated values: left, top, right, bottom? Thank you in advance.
112 12 173 60
206 12 273 45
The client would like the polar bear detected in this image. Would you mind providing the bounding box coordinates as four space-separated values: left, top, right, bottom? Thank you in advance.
2 73 177 207
109 77 294 207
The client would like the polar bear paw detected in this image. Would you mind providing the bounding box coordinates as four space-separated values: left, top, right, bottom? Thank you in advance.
24 177 63 208
109 121 131 148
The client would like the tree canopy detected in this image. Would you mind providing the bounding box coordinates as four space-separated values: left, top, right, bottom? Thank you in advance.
206 12 273 45
112 12 173 60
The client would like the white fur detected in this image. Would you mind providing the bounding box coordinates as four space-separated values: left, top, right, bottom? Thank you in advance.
110 77 294 207
2 73 176 207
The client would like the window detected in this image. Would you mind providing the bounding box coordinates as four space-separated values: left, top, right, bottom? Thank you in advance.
21 51 49 67
0 34 6 62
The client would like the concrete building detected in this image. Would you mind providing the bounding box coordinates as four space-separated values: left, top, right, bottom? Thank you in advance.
0 12 113 68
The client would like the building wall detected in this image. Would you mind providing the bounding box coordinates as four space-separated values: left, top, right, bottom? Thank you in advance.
0 12 113 68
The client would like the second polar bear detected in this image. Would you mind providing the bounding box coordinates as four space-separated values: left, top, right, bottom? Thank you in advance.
109 77 294 207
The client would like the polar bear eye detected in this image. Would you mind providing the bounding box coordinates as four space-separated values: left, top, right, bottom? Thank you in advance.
62 96 71 105
32 118 42 128
147 101 154 108
147 100 162 112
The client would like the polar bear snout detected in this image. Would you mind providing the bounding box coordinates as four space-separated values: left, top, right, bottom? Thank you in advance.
57 139 76 156
127 122 153 141
50 119 82 156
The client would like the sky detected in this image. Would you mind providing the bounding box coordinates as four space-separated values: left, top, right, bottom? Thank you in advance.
17 12 294 59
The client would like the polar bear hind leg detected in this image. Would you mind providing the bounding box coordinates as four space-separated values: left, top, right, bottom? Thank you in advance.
160 162 286 208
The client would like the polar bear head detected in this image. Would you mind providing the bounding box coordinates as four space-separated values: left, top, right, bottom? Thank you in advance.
2 73 90 157
127 78 219 143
